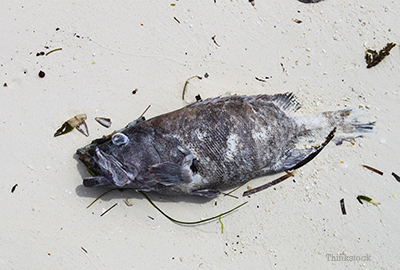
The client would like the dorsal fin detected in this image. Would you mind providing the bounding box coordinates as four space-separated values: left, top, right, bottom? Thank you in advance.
188 92 301 113
266 92 301 113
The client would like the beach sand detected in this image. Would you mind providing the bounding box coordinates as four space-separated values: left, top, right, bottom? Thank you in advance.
1 0 399 269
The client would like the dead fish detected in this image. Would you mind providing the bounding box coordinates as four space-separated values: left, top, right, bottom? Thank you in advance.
77 93 374 198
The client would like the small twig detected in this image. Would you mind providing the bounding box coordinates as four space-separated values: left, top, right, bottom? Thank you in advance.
173 17 180 24
211 35 221 47
100 203 118 217
391 172 400 183
139 105 151 118
11 184 18 193
81 247 88 253
289 127 336 171
255 77 267 82
243 172 294 197
219 216 224 234
361 164 383 176
340 198 347 215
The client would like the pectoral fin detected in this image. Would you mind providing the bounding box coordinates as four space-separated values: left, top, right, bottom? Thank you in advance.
150 162 189 186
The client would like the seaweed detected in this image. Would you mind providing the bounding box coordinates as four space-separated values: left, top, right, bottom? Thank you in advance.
100 203 118 217
340 198 346 215
182 75 202 100
45 48 62 56
11 184 18 193
243 172 294 197
211 35 221 47
357 195 380 206
392 172 400 183
361 164 383 175
289 127 336 170
86 188 248 226
365 42 396 68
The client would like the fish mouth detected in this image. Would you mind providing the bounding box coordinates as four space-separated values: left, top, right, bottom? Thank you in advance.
77 136 111 177
83 176 113 187
77 144 138 188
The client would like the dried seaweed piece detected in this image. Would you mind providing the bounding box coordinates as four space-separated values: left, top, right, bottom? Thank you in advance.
289 127 336 170
182 75 202 100
45 48 62 56
365 42 396 68
340 198 346 215
361 164 383 175
357 195 380 206
140 191 248 225
255 77 267 82
243 172 294 196
95 117 112 128
100 203 118 217
86 188 248 225
292 18 302 24
11 184 18 193
54 114 88 137
392 172 400 183
219 216 224 234
298 0 323 3
211 35 221 47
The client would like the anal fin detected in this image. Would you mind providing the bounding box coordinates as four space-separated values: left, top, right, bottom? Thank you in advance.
190 189 221 198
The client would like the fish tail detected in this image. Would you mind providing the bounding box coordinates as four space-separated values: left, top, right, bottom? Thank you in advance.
296 109 375 138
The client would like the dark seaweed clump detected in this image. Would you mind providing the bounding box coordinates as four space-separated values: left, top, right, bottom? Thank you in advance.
365 42 396 68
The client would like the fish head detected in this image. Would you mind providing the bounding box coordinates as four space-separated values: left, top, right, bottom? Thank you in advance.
77 132 152 190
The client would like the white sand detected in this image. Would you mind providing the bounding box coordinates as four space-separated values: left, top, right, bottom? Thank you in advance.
1 0 399 269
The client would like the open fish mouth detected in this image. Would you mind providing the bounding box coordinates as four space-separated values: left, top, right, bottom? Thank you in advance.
79 146 138 188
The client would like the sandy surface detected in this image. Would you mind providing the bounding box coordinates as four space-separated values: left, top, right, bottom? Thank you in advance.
1 0 399 269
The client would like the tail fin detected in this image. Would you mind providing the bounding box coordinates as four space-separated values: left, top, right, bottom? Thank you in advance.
295 109 375 143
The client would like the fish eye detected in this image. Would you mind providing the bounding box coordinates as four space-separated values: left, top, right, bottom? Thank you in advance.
111 133 129 146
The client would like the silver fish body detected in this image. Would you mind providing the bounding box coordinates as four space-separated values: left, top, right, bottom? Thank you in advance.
77 93 373 198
